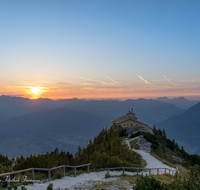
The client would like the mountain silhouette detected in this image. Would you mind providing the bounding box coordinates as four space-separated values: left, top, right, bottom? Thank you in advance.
156 96 198 109
158 102 200 154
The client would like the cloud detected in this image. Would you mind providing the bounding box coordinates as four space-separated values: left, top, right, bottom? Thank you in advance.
137 75 151 84
104 75 122 86
64 80 92 86
79 76 109 85
164 76 182 86
181 78 200 83
154 76 182 86
164 76 175 85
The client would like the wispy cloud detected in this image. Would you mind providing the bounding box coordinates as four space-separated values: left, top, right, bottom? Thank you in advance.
137 75 151 84
154 76 182 86
164 76 182 86
64 80 92 86
180 78 200 83
164 76 175 85
79 76 109 85
104 75 122 86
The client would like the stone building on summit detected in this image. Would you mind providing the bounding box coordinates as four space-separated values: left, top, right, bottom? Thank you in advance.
111 111 153 134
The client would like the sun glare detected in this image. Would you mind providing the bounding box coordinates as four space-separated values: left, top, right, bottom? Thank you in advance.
31 87 39 94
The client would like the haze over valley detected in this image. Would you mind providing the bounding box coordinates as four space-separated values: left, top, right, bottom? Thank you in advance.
0 95 199 157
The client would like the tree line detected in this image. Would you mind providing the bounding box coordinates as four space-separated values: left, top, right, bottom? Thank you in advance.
1 125 200 173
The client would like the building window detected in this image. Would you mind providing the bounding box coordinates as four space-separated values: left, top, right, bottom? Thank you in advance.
127 124 128 126
131 124 132 126
124 124 125 126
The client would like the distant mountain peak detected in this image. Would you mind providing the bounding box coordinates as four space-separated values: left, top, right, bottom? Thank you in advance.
157 97 170 100
156 96 199 110
173 96 186 100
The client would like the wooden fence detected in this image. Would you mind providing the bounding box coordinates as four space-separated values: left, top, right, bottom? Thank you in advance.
105 167 177 176
0 163 91 186
0 165 177 187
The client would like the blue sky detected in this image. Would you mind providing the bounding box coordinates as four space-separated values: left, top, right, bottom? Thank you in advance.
0 0 200 100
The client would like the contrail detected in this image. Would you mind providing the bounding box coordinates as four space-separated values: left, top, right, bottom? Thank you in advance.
164 76 175 85
104 75 122 86
79 76 109 85
137 75 151 84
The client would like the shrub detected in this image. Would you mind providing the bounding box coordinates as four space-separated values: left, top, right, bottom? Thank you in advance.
143 133 159 146
46 183 53 190
151 144 159 150
105 173 111 178
21 186 27 190
133 144 140 150
130 132 142 138
133 174 164 190
34 172 47 180
52 168 63 180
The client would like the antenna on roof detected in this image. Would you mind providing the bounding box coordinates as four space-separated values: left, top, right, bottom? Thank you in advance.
131 108 133 113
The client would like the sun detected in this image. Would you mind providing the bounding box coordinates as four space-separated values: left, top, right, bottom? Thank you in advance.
31 87 39 94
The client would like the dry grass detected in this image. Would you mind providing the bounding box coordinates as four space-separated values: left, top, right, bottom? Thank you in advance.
178 167 189 179
133 144 140 150
151 173 174 184
130 139 138 148
90 180 131 190
150 151 176 168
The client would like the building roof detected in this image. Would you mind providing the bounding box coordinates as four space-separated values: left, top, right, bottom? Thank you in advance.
111 111 153 133
112 111 147 126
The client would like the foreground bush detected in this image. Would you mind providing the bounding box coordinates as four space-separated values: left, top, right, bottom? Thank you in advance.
46 183 53 190
133 164 200 190
133 174 164 190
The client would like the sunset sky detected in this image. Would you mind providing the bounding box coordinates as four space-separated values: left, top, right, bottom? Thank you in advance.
1 0 200 100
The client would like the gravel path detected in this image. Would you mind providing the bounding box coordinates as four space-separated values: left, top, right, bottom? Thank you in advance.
125 138 176 175
21 137 177 190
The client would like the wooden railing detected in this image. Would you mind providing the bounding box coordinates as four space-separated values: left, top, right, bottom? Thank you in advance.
0 165 177 187
105 167 177 176
0 163 91 186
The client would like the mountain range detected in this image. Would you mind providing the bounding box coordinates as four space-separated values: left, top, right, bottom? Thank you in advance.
158 102 200 154
156 96 198 110
0 107 112 157
0 95 199 157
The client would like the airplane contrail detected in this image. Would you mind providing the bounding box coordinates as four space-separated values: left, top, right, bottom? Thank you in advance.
104 75 122 86
137 75 151 84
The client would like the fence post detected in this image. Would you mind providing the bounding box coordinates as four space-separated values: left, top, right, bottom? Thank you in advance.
63 166 65 177
169 169 170 174
149 169 151 175
137 169 138 175
165 168 166 173
7 175 10 187
48 170 51 180
107 169 109 176
32 169 34 180
123 167 125 175
87 165 89 174
157 168 159 175
74 167 76 177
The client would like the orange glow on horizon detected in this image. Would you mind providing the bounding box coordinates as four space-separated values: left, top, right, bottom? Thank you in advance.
1 82 200 101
